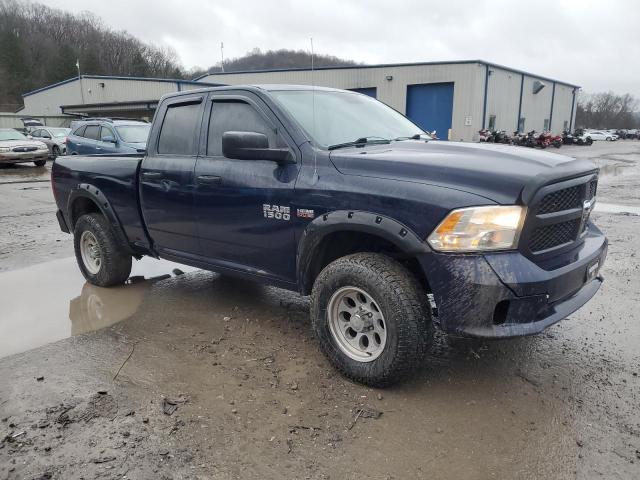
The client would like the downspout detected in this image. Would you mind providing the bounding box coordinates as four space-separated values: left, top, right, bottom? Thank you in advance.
569 88 577 131
516 74 524 132
548 82 556 131
481 64 489 129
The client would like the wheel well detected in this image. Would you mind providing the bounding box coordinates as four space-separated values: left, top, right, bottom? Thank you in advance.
70 196 101 228
301 230 430 295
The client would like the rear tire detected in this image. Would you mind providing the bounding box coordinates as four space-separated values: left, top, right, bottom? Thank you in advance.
73 213 132 287
34 159 46 167
311 253 433 387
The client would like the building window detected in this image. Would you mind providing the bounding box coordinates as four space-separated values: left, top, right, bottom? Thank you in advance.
488 115 496 130
518 118 526 132
543 119 550 131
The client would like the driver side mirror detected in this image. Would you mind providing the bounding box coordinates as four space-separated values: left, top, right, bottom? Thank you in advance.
222 131 294 164
102 135 116 144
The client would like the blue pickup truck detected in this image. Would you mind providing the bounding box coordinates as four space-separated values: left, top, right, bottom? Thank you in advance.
52 85 607 386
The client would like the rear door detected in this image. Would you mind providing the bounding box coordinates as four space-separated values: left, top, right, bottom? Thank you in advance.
139 94 205 256
192 91 300 283
81 125 101 154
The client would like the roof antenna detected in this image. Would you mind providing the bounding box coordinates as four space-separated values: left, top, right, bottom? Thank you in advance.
310 37 319 184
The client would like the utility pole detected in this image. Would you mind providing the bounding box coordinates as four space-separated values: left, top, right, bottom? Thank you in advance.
76 59 86 105
220 42 225 73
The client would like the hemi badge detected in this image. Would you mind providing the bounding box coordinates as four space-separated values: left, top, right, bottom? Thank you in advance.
296 208 315 219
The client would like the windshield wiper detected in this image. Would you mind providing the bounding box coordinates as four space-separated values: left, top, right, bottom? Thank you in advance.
393 133 427 141
328 136 391 150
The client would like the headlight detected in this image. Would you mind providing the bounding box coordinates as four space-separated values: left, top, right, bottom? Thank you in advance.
0 147 10 152
427 205 525 252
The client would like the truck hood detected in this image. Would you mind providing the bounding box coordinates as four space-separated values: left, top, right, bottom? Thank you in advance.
329 141 597 204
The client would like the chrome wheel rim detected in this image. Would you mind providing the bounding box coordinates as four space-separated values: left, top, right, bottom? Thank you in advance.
327 286 387 362
80 231 102 275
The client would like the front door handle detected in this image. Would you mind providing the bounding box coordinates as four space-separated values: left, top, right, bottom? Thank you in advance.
196 175 221 185
142 171 162 179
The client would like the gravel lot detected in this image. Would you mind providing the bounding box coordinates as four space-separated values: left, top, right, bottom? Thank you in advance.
1 142 639 479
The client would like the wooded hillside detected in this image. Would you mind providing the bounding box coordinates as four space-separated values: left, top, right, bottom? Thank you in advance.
0 0 356 111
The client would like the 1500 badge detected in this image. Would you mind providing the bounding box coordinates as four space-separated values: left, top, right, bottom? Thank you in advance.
263 204 291 221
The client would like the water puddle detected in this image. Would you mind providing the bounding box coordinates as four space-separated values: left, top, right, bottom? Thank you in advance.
596 162 633 178
0 257 198 358
595 202 640 215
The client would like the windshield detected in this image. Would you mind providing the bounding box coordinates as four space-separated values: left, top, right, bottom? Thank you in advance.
270 90 424 148
49 128 70 138
0 129 27 141
115 125 150 143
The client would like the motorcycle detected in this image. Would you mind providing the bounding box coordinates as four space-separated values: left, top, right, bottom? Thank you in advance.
536 131 553 149
493 130 512 144
562 130 575 145
523 130 538 148
573 129 594 146
478 129 492 142
549 132 563 148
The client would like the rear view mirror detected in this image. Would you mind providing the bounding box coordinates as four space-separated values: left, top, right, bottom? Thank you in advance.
102 135 116 143
222 131 294 164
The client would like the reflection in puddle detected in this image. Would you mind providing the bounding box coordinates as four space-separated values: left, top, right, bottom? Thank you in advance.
0 257 197 358
595 202 640 215
597 163 632 178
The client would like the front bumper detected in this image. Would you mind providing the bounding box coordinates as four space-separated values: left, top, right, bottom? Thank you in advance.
0 150 49 164
418 224 608 338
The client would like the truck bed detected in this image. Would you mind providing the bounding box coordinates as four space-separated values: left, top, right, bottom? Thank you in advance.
52 154 150 250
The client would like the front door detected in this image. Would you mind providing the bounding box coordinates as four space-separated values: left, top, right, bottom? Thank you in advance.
139 94 205 256
193 92 300 283
98 126 119 154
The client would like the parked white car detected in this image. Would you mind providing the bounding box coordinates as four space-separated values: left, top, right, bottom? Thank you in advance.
586 130 618 141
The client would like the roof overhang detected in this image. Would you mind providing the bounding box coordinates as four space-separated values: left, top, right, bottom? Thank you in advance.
61 100 160 115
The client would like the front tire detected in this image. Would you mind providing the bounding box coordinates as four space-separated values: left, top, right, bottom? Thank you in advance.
73 213 132 287
311 253 433 387
34 159 46 167
52 145 61 158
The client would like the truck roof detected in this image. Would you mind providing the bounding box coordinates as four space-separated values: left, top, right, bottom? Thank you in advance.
158 84 357 102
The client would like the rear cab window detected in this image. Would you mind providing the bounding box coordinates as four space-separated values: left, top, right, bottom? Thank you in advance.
157 100 202 155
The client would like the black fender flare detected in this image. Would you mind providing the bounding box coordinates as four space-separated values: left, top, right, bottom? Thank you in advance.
296 210 430 294
66 183 134 254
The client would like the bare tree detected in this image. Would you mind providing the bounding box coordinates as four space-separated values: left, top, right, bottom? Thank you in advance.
576 91 639 129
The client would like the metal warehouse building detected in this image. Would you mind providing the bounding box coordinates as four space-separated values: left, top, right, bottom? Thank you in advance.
8 60 578 142
196 60 579 142
2 75 219 127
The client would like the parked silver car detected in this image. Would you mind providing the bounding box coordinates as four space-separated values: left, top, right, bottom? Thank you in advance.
29 127 71 157
0 128 49 167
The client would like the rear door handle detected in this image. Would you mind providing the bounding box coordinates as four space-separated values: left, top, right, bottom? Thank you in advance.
142 171 162 179
196 175 221 185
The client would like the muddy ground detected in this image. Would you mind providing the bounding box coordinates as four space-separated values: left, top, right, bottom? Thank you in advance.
1 142 639 479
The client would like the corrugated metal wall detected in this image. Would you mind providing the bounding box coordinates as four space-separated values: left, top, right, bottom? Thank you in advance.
519 76 554 133
484 67 522 134
20 78 182 116
0 114 71 128
551 84 576 133
16 65 577 141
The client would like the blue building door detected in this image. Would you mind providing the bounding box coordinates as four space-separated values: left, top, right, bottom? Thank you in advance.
349 87 377 98
406 83 454 140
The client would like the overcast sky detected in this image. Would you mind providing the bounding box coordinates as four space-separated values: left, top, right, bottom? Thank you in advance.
42 0 640 97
